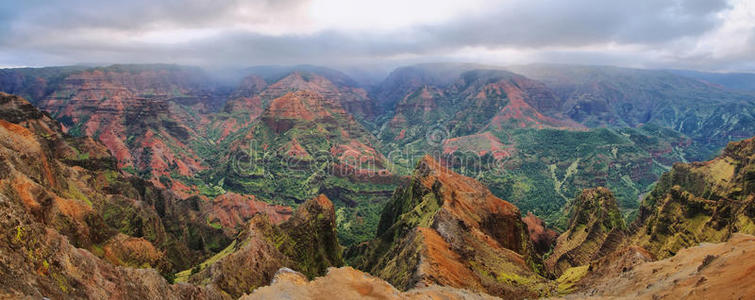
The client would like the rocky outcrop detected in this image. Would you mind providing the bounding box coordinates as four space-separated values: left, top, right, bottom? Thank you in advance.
178 215 292 298
276 194 343 277
180 194 343 298
242 267 499 300
353 155 547 299
548 137 755 297
205 192 293 236
101 233 171 270
570 233 755 299
545 187 627 277
631 136 755 259
0 197 225 299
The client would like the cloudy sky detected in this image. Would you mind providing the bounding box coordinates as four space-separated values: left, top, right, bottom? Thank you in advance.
1 0 754 72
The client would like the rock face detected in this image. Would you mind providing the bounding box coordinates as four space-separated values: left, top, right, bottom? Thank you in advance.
0 92 229 298
243 267 499 300
222 71 374 125
353 155 547 299
0 218 226 299
205 192 293 236
631 136 755 259
571 233 755 299
181 194 343 298
522 212 558 256
6 62 747 249
20 65 227 197
545 187 627 277
276 194 343 277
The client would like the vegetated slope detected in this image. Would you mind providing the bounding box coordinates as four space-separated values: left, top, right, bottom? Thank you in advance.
177 194 343 298
0 92 234 298
3 86 753 298
219 72 400 246
545 187 626 277
247 150 753 299
669 69 755 92
213 68 377 158
0 65 391 246
4 62 751 251
379 68 579 154
351 155 549 299
550 136 755 297
507 64 755 157
478 125 693 227
630 136 755 258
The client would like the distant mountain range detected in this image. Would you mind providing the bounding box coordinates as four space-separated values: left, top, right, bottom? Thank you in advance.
668 69 755 92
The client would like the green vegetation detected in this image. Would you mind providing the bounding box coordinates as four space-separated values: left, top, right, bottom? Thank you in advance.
65 183 92 207
555 265 589 294
206 216 222 230
472 127 690 229
121 166 137 175
377 115 699 230
175 240 238 282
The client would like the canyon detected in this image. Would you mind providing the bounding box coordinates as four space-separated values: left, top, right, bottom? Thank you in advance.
0 62 754 299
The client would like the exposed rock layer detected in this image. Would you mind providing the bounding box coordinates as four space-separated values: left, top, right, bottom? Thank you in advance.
631 136 755 258
571 234 755 299
354 155 547 299
546 187 626 277
0 92 226 299
243 267 499 300
182 194 343 298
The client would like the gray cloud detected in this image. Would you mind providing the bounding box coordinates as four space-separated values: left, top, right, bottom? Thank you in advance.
0 0 752 72
419 0 728 48
1 0 305 32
